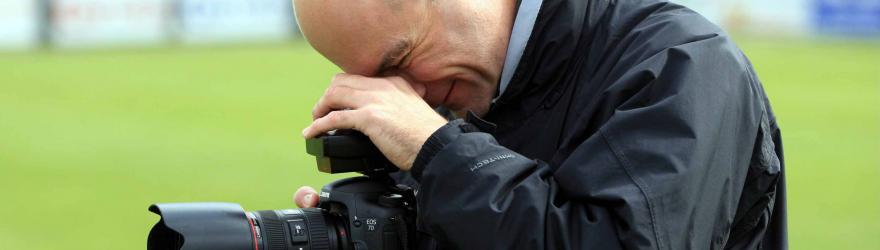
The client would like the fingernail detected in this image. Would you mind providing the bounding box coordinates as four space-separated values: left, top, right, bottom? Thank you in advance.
301 127 309 137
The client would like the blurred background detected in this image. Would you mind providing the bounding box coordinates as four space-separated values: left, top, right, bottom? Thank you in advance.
0 0 877 249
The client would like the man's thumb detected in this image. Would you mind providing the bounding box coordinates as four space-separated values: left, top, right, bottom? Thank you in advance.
294 186 319 208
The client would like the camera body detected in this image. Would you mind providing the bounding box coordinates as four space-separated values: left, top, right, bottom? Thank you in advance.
314 176 416 250
148 131 417 250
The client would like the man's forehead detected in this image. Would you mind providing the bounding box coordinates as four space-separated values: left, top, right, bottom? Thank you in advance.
294 0 409 75
322 37 408 77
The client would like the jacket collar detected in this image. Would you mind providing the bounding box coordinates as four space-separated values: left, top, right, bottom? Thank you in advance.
496 0 544 101
491 0 612 111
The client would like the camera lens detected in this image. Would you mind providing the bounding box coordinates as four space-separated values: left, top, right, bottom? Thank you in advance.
250 208 350 250
148 203 350 250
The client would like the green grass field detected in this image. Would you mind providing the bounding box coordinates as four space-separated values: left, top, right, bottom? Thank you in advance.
1 38 878 249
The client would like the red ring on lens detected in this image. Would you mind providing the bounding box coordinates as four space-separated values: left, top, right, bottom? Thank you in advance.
248 217 259 250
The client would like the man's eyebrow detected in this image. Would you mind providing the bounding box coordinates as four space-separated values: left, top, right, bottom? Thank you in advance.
376 40 410 75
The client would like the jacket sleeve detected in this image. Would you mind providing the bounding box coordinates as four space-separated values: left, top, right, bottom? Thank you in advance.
410 118 630 249
409 38 771 250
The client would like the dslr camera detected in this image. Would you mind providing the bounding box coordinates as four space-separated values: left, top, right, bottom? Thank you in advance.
148 131 418 250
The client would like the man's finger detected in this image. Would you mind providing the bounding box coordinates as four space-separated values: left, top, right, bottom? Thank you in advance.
312 84 366 120
293 186 319 208
303 109 360 138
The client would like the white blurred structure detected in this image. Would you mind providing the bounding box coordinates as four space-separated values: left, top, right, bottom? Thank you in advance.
49 0 172 48
0 0 877 51
178 0 296 44
672 0 812 35
44 0 295 49
0 0 40 50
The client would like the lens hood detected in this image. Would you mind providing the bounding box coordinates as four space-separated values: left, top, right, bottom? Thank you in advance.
148 203 256 250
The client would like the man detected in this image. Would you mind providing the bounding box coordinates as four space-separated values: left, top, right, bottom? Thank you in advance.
291 0 787 249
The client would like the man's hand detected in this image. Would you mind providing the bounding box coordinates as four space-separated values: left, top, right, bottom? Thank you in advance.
302 73 448 171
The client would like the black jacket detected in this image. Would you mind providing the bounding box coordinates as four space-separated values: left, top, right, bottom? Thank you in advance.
399 0 787 249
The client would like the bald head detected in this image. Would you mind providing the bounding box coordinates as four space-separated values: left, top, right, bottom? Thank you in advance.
294 0 430 75
293 0 517 116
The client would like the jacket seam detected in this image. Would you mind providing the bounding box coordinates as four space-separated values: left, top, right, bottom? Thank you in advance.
600 128 665 250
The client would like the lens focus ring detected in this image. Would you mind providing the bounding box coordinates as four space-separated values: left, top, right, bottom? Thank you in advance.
302 208 332 250
256 210 288 250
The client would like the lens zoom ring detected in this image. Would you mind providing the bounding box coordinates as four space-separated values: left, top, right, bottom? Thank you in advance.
257 210 288 250
303 208 331 250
